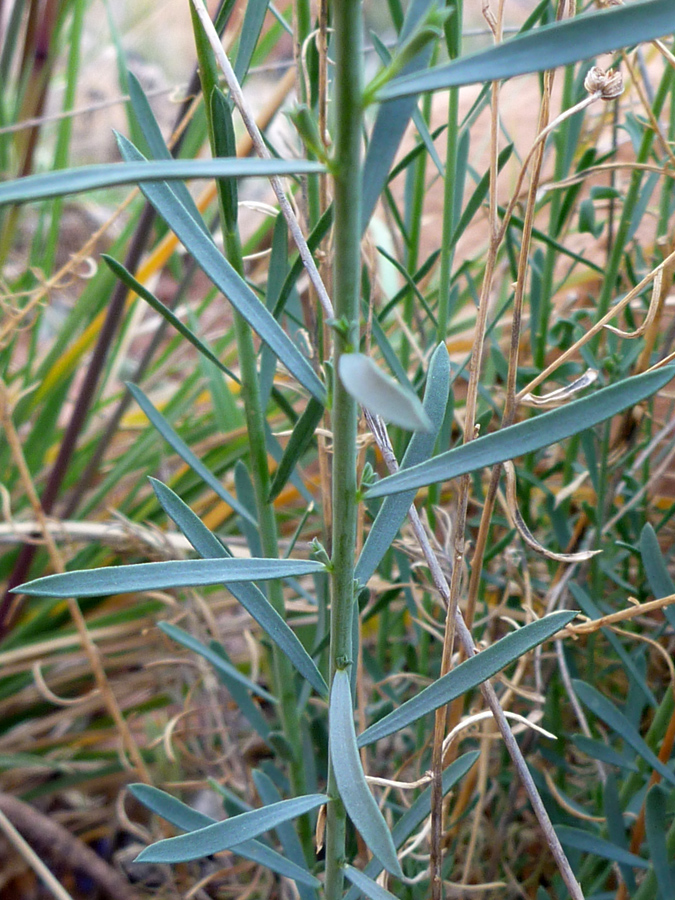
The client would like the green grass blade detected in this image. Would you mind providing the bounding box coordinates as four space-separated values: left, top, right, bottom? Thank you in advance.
134 794 328 864
381 0 675 99
366 367 675 498
573 680 675 788
126 382 253 522
15 557 327 598
330 669 403 878
358 611 576 746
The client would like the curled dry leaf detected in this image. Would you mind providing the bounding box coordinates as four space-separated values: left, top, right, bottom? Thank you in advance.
503 461 601 563
604 267 663 338
521 369 598 408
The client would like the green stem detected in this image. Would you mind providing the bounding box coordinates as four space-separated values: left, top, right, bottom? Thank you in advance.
324 0 363 895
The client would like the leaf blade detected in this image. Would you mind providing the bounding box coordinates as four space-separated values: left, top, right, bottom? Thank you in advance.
330 669 403 878
366 368 675 498
358 611 576 746
339 353 431 432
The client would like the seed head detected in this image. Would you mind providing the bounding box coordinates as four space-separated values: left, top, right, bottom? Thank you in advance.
584 66 624 101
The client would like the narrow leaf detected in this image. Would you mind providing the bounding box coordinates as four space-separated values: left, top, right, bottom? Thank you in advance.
640 523 675 629
555 825 649 869
381 0 675 99
129 784 321 888
158 621 276 703
645 786 674 899
269 397 325 501
570 735 639 773
210 87 239 232
330 668 403 878
344 866 401 900
356 343 450 585
0 157 325 207
573 680 675 788
134 794 328 864
127 382 253 522
343 751 479 900
366 367 675 498
358 611 576 746
339 353 432 432
150 479 328 698
14 557 326 598
116 134 326 403
103 257 240 383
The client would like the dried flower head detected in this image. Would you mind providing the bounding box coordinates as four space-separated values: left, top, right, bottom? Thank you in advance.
584 66 624 101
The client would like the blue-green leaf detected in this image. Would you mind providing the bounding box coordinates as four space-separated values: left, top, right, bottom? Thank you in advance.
103 257 240 384
381 0 675 100
0 156 326 207
116 134 326 403
158 621 275 703
366 368 675 498
14 557 326 598
356 343 450 585
573 680 675 788
343 866 401 900
129 784 320 887
645 786 674 899
330 669 403 878
570 735 639 773
555 825 649 869
359 611 576 746
640 523 675 630
343 751 479 900
127 382 252 522
268 397 324 502
339 353 431 432
149 479 328 698
134 793 328 863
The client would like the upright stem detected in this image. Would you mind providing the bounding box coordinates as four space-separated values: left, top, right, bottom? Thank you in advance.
324 0 363 896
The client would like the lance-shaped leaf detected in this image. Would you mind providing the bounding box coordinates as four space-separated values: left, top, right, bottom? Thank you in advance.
555 825 649 869
0 157 326 207
128 784 320 887
14 557 326 598
158 622 275 703
570 735 639 773
380 0 675 100
268 397 325 502
646 786 674 899
359 611 576 746
150 478 328 698
573 680 675 788
103 257 239 384
343 866 401 900
127 382 253 523
343 750 479 900
339 354 431 433
640 523 675 629
366 367 675 498
116 134 326 403
330 668 403 879
356 343 450 585
134 793 327 864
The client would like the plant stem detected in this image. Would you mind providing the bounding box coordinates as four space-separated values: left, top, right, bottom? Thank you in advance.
324 0 363 895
